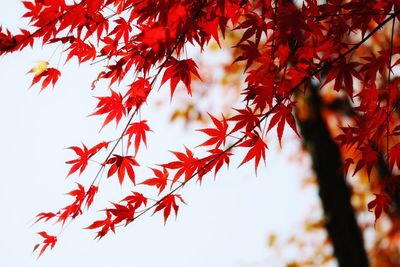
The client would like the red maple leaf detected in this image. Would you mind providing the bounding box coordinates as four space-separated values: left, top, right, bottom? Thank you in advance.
322 59 361 98
54 183 87 226
228 107 261 133
267 103 299 146
197 113 229 148
85 185 98 210
125 120 152 153
30 67 61 91
85 210 115 240
34 212 56 224
153 194 186 224
368 193 391 223
33 232 57 258
140 25 168 53
124 77 151 111
65 39 96 63
65 141 108 177
106 155 139 185
121 191 148 209
160 57 201 98
239 132 268 173
202 149 232 177
109 18 132 44
90 90 126 129
108 202 136 225
234 12 268 46
353 145 378 177
233 40 260 71
22 1 42 23
66 183 85 200
161 146 199 185
140 167 169 195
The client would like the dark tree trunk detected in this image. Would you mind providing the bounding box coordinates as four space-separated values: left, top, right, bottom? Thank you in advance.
294 84 369 267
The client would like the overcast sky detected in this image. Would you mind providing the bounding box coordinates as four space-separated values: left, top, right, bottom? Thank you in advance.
0 2 319 267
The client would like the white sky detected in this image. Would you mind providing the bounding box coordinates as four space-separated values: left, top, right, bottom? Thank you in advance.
0 2 320 267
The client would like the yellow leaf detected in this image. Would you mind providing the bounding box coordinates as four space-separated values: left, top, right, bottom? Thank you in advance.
28 61 48 77
268 234 276 247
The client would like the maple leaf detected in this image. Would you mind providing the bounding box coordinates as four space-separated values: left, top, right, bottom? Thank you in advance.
106 154 139 185
233 40 260 71
194 157 212 184
28 64 61 91
239 132 268 173
322 59 361 98
166 4 187 38
276 3 308 41
66 183 86 207
153 194 186 224
65 142 108 177
202 149 232 177
228 107 260 133
34 212 56 224
368 193 391 223
140 25 168 53
200 17 222 47
22 1 42 23
275 43 291 67
99 36 119 58
161 146 199 185
121 191 148 209
109 17 132 44
65 39 96 63
108 202 136 225
124 77 151 111
103 59 129 85
54 183 86 225
196 113 229 148
85 210 115 240
33 232 57 258
140 168 169 195
85 185 98 210
267 103 299 146
0 27 17 54
125 120 152 153
160 57 201 98
353 146 378 177
90 89 126 129
360 52 388 84
234 12 268 46
242 79 274 112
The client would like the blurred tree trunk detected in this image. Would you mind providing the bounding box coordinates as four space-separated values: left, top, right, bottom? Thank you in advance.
276 1 370 264
294 84 369 267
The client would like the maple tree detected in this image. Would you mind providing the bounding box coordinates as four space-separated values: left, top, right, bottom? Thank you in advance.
2 0 400 265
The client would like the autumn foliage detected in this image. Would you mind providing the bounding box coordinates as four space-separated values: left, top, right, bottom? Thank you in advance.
2 0 400 263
